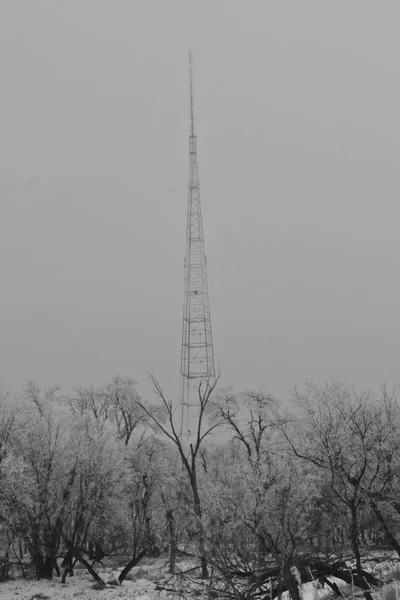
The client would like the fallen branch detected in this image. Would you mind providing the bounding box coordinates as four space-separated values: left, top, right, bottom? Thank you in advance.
73 550 106 587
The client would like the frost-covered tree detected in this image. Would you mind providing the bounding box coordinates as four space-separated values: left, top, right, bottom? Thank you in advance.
208 389 315 600
70 376 151 446
10 382 70 579
0 386 21 463
281 380 394 599
59 409 128 584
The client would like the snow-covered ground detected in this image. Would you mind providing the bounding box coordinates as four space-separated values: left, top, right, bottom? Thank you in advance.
1 555 400 600
0 562 171 600
0 576 155 600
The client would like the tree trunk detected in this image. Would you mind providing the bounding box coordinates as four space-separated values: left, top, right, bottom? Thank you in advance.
141 475 158 558
94 542 104 564
349 504 362 573
54 558 60 577
193 494 208 578
88 539 94 561
43 555 55 579
118 548 147 585
256 533 268 571
282 564 301 600
370 500 400 558
166 508 177 573
191 470 208 579
61 550 74 584
144 516 155 558
35 554 45 580
348 510 374 600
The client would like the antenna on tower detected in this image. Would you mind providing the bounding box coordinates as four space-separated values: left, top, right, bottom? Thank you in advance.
189 50 194 136
179 52 216 440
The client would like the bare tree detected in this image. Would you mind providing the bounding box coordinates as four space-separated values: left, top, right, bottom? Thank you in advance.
69 385 111 422
15 383 67 579
137 373 221 579
99 375 149 445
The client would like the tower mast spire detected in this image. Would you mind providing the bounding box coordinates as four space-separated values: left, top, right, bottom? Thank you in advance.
189 50 194 136
180 52 216 439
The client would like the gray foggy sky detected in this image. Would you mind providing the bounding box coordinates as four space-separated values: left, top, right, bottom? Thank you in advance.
1 1 400 403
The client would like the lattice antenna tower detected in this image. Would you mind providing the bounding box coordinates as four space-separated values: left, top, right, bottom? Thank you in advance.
180 51 215 439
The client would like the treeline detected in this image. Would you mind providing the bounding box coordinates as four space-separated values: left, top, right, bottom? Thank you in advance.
0 375 399 598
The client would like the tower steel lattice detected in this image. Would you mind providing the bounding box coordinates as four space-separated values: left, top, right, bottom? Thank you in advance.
180 52 215 439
